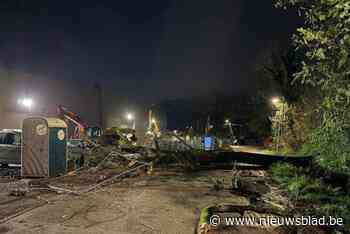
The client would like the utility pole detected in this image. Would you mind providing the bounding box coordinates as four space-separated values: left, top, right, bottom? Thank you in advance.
94 83 104 128
272 97 286 152
228 121 236 145
278 101 286 152
205 115 211 135
148 109 153 131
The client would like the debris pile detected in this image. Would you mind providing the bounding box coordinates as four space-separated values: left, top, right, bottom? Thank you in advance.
49 146 153 194
13 134 200 198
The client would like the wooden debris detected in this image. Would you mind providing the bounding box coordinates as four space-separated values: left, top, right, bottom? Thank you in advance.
80 163 149 194
47 185 80 196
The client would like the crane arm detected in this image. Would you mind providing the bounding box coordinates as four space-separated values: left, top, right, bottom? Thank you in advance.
57 105 88 139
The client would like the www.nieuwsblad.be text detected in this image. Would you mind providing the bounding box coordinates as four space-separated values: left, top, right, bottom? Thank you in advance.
209 215 344 227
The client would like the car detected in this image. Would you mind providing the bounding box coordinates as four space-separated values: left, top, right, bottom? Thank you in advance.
0 129 22 166
0 129 88 167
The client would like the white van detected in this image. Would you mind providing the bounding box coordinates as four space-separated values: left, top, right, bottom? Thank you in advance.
0 129 21 166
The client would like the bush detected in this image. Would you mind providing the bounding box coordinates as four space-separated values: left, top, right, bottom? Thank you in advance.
269 162 350 232
269 162 301 184
286 175 309 200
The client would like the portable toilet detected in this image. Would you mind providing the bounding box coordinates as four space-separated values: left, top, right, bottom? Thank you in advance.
22 117 68 177
204 136 213 151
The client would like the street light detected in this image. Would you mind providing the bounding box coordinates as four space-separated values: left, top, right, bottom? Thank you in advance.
271 97 280 105
224 119 237 145
126 113 134 121
125 112 135 129
18 98 34 110
270 96 286 152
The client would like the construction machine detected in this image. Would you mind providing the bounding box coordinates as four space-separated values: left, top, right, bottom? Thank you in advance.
57 105 102 141
57 105 137 147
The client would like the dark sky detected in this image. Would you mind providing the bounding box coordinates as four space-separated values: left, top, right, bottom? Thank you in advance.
0 0 301 126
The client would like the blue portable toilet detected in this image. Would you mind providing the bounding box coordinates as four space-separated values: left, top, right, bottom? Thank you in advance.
204 136 213 151
22 117 68 177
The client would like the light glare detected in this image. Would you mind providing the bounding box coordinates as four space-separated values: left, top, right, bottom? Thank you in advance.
18 98 34 109
271 97 280 105
126 113 134 120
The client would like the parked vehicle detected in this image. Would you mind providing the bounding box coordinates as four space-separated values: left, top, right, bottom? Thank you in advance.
0 129 22 166
0 128 88 168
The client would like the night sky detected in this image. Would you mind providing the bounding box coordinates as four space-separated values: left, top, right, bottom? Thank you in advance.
0 0 301 126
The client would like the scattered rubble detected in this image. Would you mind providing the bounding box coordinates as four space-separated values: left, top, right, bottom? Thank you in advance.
0 140 325 233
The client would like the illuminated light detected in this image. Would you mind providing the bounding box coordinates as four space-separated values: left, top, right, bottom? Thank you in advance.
18 98 34 109
151 118 156 124
126 113 134 120
271 97 280 105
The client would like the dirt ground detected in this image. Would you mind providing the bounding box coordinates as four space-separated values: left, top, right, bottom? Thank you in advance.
0 170 250 234
0 169 325 234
